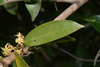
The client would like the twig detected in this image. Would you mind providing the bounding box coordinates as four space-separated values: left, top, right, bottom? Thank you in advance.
54 0 89 20
59 47 100 62
55 45 100 62
39 48 52 64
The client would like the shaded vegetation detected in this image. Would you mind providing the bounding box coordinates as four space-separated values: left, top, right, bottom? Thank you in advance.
0 0 100 67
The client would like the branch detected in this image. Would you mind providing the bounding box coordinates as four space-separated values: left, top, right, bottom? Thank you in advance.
54 0 89 20
0 55 14 67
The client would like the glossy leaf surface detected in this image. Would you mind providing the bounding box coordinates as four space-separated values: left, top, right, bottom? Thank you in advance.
24 20 84 46
4 2 18 15
14 52 29 67
84 15 100 32
25 0 42 21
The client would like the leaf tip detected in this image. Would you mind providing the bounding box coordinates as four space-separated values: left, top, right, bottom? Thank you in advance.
80 24 85 28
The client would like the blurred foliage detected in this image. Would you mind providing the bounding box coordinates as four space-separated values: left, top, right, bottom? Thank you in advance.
14 52 30 67
0 0 100 67
84 15 100 32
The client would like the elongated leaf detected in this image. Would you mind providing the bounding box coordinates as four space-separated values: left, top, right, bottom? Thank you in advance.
24 20 84 47
13 61 17 67
3 2 18 15
14 52 29 67
84 15 100 32
0 0 6 5
46 36 75 45
25 0 42 21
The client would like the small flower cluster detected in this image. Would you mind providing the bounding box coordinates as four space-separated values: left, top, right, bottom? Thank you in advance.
1 32 25 56
1 43 14 56
15 32 25 45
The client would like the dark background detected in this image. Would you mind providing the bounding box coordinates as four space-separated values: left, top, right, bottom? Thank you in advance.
0 0 100 67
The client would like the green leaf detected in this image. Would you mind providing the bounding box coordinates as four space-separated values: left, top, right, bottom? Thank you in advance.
24 20 84 47
13 61 17 67
84 15 100 32
25 0 42 21
46 36 76 45
0 0 6 5
3 2 18 15
14 52 29 67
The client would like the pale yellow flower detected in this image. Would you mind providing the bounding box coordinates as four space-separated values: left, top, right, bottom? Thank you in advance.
1 43 13 56
14 32 24 38
1 32 26 56
15 32 25 45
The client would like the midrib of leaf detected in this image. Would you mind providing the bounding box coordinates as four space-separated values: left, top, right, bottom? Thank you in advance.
25 26 82 42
